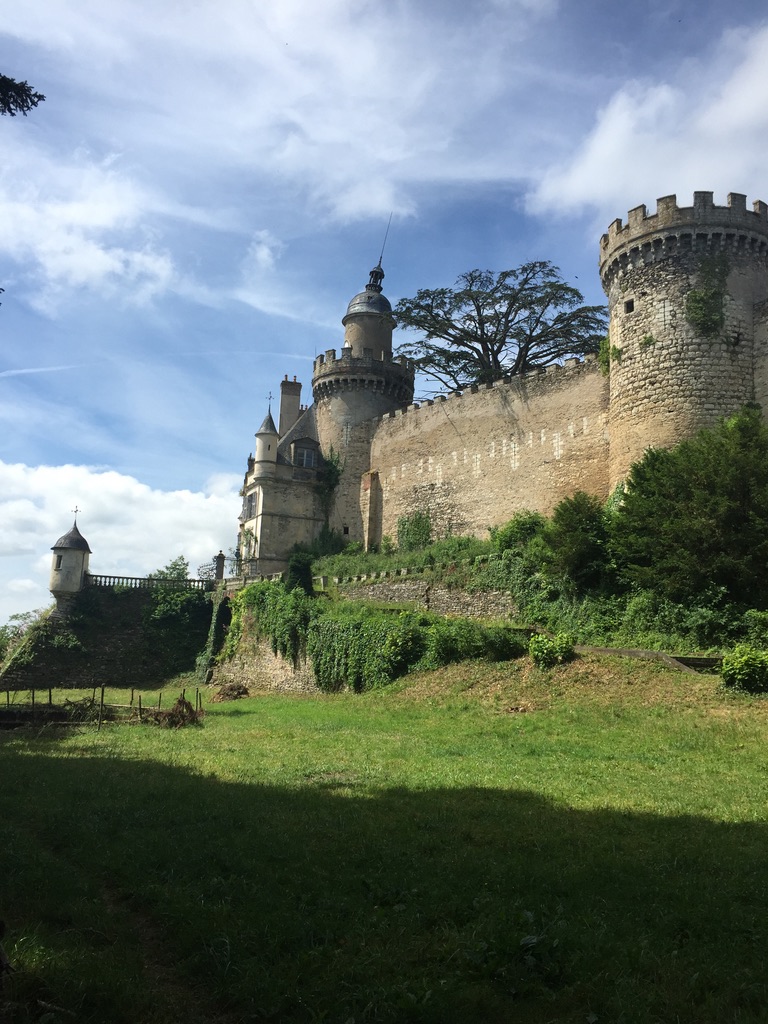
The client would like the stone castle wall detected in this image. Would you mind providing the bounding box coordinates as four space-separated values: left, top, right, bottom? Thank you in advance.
366 357 609 544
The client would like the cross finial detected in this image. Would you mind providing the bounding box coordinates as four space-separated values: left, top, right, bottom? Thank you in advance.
72 505 80 519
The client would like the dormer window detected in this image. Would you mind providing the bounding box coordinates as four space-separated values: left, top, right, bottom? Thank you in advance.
295 447 317 469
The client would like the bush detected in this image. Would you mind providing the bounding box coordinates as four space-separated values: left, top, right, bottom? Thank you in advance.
397 512 432 552
490 511 547 553
528 633 575 669
286 552 314 595
721 644 768 694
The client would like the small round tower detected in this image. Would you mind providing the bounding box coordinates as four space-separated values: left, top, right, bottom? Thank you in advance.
253 408 279 478
312 264 414 539
600 191 768 486
50 519 91 615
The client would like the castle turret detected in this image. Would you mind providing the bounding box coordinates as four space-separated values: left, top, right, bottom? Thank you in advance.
312 264 414 541
600 191 768 485
253 408 279 477
49 520 91 615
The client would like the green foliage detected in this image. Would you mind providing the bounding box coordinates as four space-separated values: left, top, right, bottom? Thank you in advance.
226 582 319 667
544 491 611 592
308 608 426 692
597 333 611 375
285 552 315 595
528 633 575 668
611 406 768 607
490 510 546 553
0 609 46 665
147 556 190 580
397 511 432 552
418 618 525 671
721 644 768 693
143 586 211 676
685 254 729 338
315 446 343 525
0 74 45 116
640 333 655 349
394 262 607 392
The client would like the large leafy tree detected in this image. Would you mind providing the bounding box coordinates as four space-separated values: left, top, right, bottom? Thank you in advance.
611 406 768 607
0 74 45 117
394 262 607 392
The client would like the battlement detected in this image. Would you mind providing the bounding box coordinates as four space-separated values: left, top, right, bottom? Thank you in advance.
313 349 413 375
369 355 597 426
312 348 415 404
600 192 768 285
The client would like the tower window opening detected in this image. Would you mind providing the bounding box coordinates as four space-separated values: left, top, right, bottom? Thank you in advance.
624 299 635 313
343 525 350 536
55 555 63 570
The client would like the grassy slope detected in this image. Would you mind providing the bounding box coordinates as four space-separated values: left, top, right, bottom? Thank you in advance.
2 656 767 1023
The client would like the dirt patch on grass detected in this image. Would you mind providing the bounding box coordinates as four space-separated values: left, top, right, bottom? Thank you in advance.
383 653 767 719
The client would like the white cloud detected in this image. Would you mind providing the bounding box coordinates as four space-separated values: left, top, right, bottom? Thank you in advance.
528 23 768 220
0 139 177 312
0 461 238 625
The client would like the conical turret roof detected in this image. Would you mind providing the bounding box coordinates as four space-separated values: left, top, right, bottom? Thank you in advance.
256 409 278 435
51 521 92 553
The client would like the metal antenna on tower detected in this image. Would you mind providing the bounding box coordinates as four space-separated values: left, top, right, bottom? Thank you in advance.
378 212 393 266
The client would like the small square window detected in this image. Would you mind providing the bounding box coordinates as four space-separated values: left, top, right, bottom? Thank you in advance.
343 526 350 536
624 299 635 313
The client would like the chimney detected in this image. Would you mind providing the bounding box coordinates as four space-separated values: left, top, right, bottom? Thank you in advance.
279 375 302 436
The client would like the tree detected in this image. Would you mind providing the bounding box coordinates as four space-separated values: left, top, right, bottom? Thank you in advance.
544 491 611 593
148 556 190 580
394 262 607 392
611 406 768 607
0 74 45 117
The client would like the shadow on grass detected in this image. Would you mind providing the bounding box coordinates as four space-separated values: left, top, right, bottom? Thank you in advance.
1 738 765 1024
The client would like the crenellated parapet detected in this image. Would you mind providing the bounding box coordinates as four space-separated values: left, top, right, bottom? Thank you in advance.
600 192 768 290
312 349 415 405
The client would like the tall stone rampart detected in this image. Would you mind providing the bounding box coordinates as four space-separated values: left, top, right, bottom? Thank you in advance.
601 192 768 485
367 357 609 544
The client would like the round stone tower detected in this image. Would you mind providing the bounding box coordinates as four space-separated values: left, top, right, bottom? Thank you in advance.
253 408 279 479
49 519 92 616
600 191 768 486
312 264 414 539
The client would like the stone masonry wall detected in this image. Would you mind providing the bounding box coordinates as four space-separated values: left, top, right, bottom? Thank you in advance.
211 634 317 693
337 579 517 619
366 357 609 545
601 192 768 485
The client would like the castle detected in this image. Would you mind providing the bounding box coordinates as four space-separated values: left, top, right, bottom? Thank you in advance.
238 192 768 575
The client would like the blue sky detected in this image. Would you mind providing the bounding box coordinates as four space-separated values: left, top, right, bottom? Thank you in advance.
2 0 768 624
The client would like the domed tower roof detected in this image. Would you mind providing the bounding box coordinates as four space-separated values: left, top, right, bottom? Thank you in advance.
342 263 393 324
51 521 91 553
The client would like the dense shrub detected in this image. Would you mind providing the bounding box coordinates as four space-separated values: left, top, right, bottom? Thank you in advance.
544 491 611 592
528 633 575 668
308 609 426 692
611 406 768 608
721 644 768 694
285 552 314 595
418 617 525 670
490 511 546 553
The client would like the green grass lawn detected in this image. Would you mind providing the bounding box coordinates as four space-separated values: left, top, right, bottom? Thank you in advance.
2 656 767 1023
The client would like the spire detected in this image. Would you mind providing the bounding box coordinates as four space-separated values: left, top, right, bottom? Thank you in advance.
368 263 384 293
256 409 278 435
